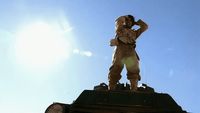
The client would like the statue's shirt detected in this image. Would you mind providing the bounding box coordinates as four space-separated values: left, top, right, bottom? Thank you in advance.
117 28 137 45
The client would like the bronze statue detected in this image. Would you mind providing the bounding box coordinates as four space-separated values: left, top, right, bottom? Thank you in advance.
108 15 148 91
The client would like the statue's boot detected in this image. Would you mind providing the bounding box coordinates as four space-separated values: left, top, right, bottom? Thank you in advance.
108 81 117 90
130 79 138 91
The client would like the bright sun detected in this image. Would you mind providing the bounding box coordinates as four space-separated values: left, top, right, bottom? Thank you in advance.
15 22 72 70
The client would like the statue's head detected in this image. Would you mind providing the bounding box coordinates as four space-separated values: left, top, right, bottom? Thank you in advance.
115 15 135 29
125 15 135 28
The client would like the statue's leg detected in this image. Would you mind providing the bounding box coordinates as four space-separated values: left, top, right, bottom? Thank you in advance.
108 50 124 90
125 54 141 91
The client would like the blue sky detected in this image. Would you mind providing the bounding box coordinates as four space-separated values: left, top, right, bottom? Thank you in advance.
0 0 200 113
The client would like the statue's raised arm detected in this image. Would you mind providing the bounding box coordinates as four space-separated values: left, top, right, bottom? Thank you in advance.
135 19 148 38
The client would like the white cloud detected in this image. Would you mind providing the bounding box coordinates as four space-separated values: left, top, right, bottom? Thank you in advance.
73 49 93 57
73 49 80 54
81 51 92 57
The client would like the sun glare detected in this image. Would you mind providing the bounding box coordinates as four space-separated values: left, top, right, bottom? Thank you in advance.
15 22 73 70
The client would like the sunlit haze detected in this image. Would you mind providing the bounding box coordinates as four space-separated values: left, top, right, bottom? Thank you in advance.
0 0 199 113
15 21 72 70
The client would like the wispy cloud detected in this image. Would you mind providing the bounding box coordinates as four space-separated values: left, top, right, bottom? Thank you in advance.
169 69 174 77
167 47 174 51
73 49 93 57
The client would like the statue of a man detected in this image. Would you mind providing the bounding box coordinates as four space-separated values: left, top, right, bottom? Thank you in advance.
108 15 148 91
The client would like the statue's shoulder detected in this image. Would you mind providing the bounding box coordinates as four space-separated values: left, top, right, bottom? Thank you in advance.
115 16 126 28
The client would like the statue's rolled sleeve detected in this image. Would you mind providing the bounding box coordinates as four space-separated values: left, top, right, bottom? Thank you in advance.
136 19 148 38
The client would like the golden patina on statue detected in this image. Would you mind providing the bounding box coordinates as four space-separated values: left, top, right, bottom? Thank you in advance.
108 15 148 91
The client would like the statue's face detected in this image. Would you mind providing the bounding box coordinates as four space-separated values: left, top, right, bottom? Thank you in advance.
126 17 134 28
